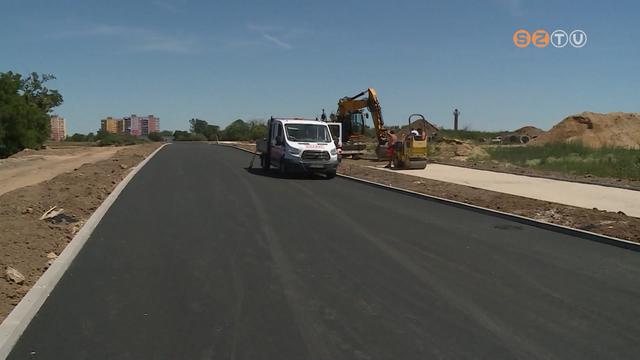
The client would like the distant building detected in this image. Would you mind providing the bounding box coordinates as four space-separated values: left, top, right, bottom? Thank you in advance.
49 115 66 141
125 114 160 136
101 114 160 137
101 117 121 134
141 115 160 135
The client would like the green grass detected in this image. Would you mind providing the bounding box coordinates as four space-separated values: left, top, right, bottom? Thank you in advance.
437 129 504 142
487 142 640 180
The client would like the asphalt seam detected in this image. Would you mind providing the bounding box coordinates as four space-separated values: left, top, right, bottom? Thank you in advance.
0 143 170 359
218 143 640 252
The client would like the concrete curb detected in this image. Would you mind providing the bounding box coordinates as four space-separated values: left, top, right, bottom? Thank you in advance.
218 143 640 252
0 143 170 359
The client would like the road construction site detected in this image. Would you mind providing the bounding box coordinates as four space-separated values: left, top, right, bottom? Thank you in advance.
4 144 640 359
1 98 639 358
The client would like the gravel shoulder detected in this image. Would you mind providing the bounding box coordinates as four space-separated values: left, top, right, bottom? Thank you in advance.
0 143 162 323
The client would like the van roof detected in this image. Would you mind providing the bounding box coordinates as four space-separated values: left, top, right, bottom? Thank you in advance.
271 118 326 125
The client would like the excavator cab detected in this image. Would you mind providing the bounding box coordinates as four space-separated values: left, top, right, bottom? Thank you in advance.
392 114 428 170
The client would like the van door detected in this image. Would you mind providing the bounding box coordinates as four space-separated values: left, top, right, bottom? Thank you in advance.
327 123 342 148
270 122 285 164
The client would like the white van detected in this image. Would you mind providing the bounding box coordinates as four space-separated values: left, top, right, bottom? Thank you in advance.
256 118 339 178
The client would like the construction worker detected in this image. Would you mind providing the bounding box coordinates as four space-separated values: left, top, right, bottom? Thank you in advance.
410 128 419 137
385 130 397 168
417 128 427 140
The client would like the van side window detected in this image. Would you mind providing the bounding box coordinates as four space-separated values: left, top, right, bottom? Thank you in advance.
271 122 279 143
277 124 284 141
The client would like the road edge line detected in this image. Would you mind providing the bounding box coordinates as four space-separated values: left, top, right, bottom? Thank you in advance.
217 143 640 251
0 143 170 359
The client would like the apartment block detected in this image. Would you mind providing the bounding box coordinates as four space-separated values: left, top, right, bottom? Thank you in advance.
101 114 160 137
101 117 121 134
49 115 66 141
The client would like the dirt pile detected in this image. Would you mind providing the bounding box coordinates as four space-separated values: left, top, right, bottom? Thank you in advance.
398 118 439 138
531 112 640 148
434 138 489 160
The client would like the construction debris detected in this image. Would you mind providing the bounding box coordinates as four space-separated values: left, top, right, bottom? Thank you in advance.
5 267 25 285
39 206 64 221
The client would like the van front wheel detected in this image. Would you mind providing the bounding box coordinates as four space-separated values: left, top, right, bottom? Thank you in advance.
279 158 288 177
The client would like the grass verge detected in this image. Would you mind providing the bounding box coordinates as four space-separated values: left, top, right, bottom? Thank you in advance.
487 143 640 180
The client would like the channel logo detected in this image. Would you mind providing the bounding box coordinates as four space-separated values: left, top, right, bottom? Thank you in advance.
513 29 587 48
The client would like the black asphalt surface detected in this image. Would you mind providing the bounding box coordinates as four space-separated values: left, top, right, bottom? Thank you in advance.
9 143 640 359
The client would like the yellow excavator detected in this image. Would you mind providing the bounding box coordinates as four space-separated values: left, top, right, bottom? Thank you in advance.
331 88 427 169
332 88 388 159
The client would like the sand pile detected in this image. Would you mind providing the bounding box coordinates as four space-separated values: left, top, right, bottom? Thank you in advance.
531 112 640 149
435 138 489 160
512 126 545 138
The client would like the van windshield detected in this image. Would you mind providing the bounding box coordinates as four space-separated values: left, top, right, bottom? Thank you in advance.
285 124 332 143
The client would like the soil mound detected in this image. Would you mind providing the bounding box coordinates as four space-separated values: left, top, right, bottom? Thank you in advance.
531 112 640 148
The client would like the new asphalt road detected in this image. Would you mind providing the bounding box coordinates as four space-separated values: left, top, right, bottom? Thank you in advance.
8 144 640 359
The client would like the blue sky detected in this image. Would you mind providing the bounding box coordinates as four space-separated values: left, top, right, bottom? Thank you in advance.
2 0 639 133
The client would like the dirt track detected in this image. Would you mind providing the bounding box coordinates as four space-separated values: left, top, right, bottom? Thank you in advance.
0 146 120 196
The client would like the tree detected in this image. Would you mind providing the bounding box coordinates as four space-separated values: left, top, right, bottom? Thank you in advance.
249 120 268 140
0 71 63 158
148 131 163 142
189 118 208 134
222 119 250 141
203 124 220 140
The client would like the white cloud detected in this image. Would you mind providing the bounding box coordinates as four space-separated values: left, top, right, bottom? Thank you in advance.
261 33 292 49
246 23 295 50
52 24 199 54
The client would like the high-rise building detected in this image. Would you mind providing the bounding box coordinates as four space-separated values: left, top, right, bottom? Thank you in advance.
101 117 121 133
102 114 160 137
49 115 66 141
141 115 160 135
126 114 160 136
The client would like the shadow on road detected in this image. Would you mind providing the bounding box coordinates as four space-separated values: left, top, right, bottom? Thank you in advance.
244 167 327 180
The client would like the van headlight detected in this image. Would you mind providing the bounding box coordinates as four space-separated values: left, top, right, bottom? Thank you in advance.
288 146 301 155
330 148 337 155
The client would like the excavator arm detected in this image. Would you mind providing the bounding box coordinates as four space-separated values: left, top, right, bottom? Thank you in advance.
337 88 387 145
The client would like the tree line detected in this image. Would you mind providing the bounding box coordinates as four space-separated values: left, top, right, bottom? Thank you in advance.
0 71 63 158
173 118 267 141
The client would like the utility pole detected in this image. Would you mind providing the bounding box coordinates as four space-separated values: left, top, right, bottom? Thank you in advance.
453 108 460 131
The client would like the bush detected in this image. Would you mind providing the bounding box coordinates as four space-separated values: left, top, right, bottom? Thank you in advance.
98 132 146 146
148 131 163 142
